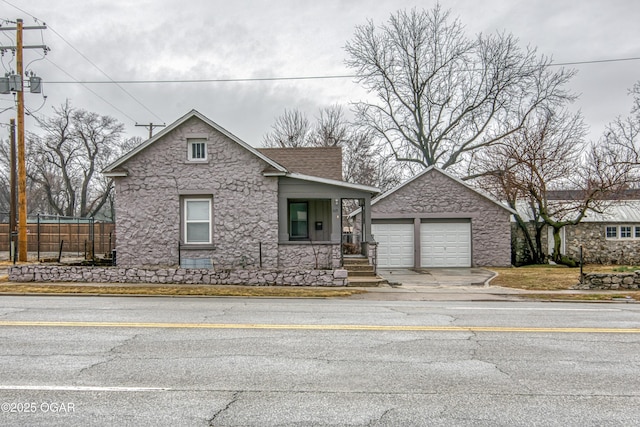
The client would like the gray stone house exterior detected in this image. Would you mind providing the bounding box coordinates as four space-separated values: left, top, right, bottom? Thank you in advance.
353 167 514 268
102 110 379 271
512 201 640 265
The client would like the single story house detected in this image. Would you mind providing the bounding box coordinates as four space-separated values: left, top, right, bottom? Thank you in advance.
102 110 379 271
512 200 640 265
353 167 514 268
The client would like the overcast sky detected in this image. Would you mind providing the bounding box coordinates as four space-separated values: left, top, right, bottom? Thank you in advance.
2 0 639 147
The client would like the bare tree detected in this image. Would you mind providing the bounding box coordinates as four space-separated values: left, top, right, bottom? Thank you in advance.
475 109 636 265
262 109 311 148
308 106 349 147
345 6 576 173
263 105 404 189
600 82 640 170
26 101 126 219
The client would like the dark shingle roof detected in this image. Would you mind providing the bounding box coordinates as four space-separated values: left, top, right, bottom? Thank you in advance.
258 147 343 181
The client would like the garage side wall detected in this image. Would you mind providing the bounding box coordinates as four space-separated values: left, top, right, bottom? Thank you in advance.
371 169 512 267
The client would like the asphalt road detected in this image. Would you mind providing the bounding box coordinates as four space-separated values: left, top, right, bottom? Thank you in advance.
0 296 639 426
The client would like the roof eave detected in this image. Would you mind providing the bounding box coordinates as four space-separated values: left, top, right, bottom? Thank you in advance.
103 171 128 178
286 172 380 194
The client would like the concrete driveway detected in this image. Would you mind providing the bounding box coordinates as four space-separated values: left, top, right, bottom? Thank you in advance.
378 268 495 287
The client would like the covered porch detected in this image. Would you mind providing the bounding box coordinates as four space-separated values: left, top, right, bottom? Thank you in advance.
275 175 378 269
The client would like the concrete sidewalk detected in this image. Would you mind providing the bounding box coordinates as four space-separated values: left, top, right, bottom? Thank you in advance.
346 268 522 301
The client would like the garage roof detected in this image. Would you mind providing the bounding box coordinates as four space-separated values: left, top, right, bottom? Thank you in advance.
358 166 516 215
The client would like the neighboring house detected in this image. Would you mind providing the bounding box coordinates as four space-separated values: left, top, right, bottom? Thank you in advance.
353 167 514 268
512 200 640 265
102 110 379 270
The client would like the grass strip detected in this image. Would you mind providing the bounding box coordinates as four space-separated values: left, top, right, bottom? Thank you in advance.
0 284 366 298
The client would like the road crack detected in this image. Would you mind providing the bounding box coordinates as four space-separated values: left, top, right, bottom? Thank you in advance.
367 408 394 426
208 391 241 426
77 333 141 375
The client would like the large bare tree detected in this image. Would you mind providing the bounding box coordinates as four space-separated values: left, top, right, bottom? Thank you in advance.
26 101 127 218
345 6 576 173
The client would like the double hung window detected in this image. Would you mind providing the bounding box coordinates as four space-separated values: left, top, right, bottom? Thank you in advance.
184 198 211 244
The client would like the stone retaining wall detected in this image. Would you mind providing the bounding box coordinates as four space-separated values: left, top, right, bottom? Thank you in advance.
8 265 348 287
574 271 640 290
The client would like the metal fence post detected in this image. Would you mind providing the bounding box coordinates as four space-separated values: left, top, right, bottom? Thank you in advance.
37 213 40 261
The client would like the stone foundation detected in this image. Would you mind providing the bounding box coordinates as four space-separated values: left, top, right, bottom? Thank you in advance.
574 271 640 290
8 265 348 287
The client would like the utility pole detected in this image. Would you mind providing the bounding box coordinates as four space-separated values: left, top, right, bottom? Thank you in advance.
0 19 48 261
136 122 166 139
9 119 16 261
16 19 27 262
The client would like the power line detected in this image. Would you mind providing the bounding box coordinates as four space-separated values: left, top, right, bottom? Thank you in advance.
41 56 640 85
44 25 164 123
0 0 164 123
45 75 355 84
552 56 640 66
45 57 138 123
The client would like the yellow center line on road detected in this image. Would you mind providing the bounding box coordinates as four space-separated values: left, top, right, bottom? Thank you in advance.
0 321 639 333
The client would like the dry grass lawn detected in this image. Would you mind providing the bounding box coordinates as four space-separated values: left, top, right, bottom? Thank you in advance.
489 264 640 303
489 264 640 290
489 265 580 290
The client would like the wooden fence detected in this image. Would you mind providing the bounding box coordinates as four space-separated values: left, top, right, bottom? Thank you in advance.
0 222 115 256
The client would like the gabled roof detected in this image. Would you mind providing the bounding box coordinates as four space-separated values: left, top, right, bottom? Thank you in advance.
258 147 343 181
102 110 379 195
351 166 516 216
103 109 287 175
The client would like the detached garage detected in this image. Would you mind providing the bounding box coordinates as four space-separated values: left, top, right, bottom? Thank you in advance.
367 167 513 268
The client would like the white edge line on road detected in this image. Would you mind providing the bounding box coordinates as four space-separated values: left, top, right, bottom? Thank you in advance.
0 385 170 392
448 307 621 312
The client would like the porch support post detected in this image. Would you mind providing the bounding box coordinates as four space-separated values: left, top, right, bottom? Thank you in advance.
362 195 372 243
330 198 341 242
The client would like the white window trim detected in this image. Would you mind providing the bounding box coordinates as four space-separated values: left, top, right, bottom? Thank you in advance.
184 198 212 244
187 138 208 162
605 224 640 240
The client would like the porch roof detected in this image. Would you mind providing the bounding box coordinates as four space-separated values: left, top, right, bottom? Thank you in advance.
284 172 380 195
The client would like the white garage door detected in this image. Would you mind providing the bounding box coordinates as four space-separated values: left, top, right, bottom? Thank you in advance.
420 222 471 267
371 223 414 268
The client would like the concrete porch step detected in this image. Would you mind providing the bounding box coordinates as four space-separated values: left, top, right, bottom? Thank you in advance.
343 257 370 266
346 276 388 287
344 264 376 273
347 269 377 277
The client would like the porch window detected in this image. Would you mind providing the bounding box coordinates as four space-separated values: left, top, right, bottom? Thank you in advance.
289 202 308 239
184 198 211 244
